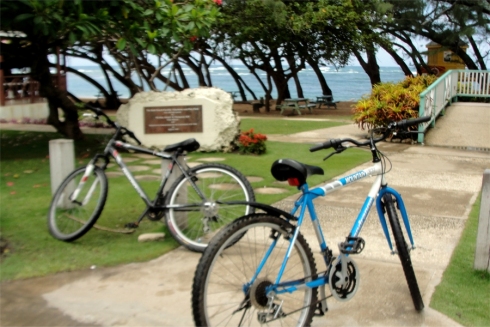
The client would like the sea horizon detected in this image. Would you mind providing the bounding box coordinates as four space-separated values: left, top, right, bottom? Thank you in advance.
66 63 414 102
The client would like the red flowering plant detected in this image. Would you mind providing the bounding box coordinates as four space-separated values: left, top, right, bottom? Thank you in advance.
237 128 267 155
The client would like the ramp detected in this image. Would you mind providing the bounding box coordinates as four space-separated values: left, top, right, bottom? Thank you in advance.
424 102 490 151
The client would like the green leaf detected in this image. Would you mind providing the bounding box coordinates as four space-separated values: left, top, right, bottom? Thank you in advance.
121 7 129 19
129 43 138 56
76 25 88 35
136 38 146 48
147 43 156 54
69 31 77 44
143 9 153 16
14 13 34 22
116 38 127 50
171 5 179 15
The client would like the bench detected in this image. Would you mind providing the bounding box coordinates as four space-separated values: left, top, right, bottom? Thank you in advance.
299 104 317 112
316 95 339 109
279 98 313 115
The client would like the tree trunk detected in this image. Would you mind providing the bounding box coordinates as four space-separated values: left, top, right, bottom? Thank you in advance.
307 56 332 96
468 36 487 70
354 46 381 87
33 44 84 140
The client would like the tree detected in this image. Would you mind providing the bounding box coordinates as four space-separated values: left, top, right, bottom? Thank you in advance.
199 0 373 108
383 0 490 71
0 0 220 139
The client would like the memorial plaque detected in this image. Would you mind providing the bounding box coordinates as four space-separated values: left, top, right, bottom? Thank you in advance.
144 105 203 134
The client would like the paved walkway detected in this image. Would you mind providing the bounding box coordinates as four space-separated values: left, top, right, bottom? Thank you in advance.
1 103 489 326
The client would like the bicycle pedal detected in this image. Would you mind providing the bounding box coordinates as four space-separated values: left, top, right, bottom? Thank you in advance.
339 237 365 254
125 222 139 229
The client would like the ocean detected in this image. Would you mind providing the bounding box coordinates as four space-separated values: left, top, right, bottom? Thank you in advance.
67 63 412 102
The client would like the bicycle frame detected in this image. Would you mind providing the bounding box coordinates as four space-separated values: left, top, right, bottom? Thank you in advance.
69 138 207 223
251 160 417 298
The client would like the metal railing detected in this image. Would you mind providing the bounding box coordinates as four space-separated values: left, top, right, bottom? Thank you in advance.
0 74 66 106
0 75 41 106
418 69 490 143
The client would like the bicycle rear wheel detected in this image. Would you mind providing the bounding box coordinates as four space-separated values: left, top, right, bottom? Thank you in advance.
48 166 108 242
192 214 317 327
165 163 255 252
383 194 424 311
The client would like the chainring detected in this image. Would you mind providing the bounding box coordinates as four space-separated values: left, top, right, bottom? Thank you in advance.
328 256 360 302
147 196 166 221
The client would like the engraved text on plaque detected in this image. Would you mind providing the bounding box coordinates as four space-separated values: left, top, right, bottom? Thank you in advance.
144 105 203 134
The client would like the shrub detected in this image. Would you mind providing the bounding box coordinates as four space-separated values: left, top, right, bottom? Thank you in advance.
237 128 267 155
352 75 437 130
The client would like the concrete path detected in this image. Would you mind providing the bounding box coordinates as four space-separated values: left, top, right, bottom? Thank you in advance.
1 103 489 326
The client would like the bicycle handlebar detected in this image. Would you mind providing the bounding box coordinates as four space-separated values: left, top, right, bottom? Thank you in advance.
389 116 431 130
310 116 431 153
83 103 142 145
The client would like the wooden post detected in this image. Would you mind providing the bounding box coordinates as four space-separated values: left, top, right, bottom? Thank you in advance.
474 169 490 272
49 139 75 195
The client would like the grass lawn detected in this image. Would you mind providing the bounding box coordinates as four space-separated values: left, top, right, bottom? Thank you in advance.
430 194 490 326
0 127 370 281
239 117 347 135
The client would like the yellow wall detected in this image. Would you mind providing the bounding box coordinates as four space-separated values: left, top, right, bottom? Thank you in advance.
426 44 467 70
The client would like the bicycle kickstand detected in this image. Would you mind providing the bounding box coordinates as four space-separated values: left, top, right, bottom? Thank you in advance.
124 207 150 229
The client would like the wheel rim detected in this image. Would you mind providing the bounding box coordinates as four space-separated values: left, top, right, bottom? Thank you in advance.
167 167 252 248
51 169 103 239
202 221 313 326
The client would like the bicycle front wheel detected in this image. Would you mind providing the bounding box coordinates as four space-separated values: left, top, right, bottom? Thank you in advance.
48 166 108 242
165 163 255 252
383 194 424 311
192 214 317 327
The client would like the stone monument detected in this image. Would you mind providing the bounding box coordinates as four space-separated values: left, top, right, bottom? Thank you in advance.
117 88 239 152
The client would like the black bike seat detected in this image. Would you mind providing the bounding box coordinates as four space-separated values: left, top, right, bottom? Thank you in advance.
164 138 200 153
271 159 324 186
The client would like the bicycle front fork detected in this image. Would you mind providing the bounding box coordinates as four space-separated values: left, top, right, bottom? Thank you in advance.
376 187 416 253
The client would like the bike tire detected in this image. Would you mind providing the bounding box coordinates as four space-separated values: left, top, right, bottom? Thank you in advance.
192 214 317 327
383 194 424 311
165 163 255 252
48 166 108 242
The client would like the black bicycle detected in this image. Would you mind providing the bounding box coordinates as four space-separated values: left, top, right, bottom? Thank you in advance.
47 104 255 252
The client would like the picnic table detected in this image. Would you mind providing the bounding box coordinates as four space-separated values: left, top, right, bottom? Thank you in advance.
279 98 316 115
316 95 339 109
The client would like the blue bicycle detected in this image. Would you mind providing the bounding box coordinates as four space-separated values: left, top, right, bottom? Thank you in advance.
192 116 430 326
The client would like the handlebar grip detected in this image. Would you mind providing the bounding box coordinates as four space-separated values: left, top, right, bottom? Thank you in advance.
310 139 341 152
396 116 431 129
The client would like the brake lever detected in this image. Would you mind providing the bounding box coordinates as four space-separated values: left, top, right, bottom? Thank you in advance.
323 145 347 161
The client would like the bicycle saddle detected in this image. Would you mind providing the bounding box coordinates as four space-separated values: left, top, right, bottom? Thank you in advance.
164 138 200 153
271 159 324 186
